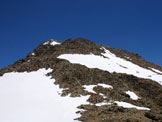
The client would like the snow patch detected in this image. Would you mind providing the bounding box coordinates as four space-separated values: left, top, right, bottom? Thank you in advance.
98 83 113 89
31 52 35 56
99 93 107 99
96 100 150 111
125 91 139 100
50 41 60 46
96 101 112 106
83 84 113 94
0 69 89 122
43 41 49 45
124 56 131 60
115 101 150 110
43 40 60 46
58 47 162 85
150 68 162 74
83 85 96 93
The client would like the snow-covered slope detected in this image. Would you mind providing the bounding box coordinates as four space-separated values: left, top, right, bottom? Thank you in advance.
58 47 162 85
0 69 151 122
0 69 89 122
0 38 162 122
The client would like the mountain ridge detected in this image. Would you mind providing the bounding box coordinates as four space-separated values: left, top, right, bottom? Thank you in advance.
0 38 162 122
1 38 162 75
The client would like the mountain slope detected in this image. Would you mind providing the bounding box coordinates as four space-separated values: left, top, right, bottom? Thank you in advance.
0 38 162 122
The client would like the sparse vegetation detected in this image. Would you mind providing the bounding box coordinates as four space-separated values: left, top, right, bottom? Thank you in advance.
0 38 162 121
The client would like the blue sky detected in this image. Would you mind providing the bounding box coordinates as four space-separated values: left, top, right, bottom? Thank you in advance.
0 0 162 69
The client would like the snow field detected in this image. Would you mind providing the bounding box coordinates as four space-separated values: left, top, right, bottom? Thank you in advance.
0 69 89 122
58 47 162 85
0 57 153 122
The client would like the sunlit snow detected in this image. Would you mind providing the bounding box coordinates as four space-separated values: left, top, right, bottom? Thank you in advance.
83 85 96 93
96 101 150 110
115 101 150 110
0 69 89 122
83 84 113 93
43 40 60 46
98 83 113 89
95 101 112 106
58 47 162 85
31 52 35 56
125 91 139 100
149 67 162 74
50 41 60 46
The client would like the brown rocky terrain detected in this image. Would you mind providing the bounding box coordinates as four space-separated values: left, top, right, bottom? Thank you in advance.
0 38 162 122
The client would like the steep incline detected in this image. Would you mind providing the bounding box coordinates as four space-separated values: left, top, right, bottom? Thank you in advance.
0 38 162 122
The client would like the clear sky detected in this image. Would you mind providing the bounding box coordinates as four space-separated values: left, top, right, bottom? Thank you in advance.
0 0 162 69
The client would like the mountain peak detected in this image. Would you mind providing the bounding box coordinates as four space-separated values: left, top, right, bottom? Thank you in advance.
62 38 97 49
63 38 94 45
42 39 62 46
0 38 162 122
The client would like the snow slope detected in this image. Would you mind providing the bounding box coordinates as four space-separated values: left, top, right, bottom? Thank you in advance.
0 69 151 122
0 69 89 122
58 47 162 85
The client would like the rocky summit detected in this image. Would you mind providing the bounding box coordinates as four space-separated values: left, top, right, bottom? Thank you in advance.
0 38 162 122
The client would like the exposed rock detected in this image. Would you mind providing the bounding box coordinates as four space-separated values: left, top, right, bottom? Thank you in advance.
0 38 162 122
